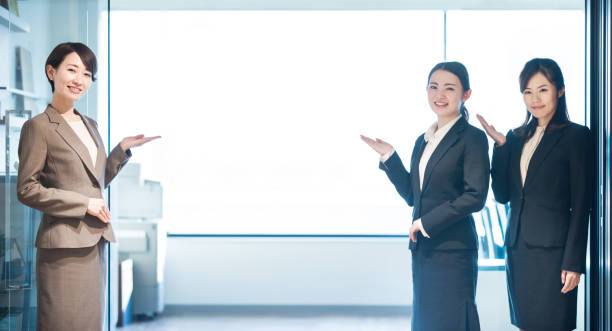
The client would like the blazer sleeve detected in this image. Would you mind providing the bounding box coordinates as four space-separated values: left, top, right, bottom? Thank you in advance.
420 130 490 237
561 126 594 273
490 130 513 204
104 144 131 188
379 151 414 207
16 119 90 218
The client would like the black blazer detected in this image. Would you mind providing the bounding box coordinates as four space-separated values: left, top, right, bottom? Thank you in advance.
380 117 490 250
491 122 593 273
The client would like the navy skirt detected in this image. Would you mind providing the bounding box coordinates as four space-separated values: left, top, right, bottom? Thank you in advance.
506 236 578 331
411 249 480 331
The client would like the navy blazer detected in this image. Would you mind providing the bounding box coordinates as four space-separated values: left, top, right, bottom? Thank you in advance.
491 122 593 273
380 117 490 250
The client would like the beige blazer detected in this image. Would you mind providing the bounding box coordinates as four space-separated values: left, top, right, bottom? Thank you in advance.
17 105 129 248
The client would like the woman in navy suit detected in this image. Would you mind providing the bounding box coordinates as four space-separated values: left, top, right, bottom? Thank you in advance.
477 58 593 331
361 61 490 331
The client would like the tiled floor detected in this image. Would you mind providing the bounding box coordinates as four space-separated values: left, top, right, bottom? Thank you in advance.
118 307 412 331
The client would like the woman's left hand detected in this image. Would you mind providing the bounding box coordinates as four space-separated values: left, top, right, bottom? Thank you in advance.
561 270 581 293
120 134 161 151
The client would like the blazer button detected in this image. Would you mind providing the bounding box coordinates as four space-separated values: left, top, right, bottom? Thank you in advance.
93 182 99 188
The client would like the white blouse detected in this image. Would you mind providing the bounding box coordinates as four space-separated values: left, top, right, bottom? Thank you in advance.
418 115 462 190
520 126 546 186
67 120 98 167
380 115 462 237
381 115 461 190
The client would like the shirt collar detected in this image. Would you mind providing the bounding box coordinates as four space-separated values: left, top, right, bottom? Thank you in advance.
424 115 462 143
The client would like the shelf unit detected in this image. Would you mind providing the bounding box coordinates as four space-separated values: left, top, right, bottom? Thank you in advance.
0 6 30 33
7 88 42 100
0 86 44 100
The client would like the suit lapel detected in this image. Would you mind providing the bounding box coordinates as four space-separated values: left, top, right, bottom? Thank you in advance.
510 135 525 190
411 136 427 198
45 106 99 180
523 128 564 190
420 117 466 194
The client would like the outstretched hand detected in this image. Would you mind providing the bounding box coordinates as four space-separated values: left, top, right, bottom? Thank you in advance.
360 135 394 156
120 134 161 152
476 114 506 146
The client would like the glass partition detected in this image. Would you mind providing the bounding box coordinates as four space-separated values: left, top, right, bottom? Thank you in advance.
0 0 108 329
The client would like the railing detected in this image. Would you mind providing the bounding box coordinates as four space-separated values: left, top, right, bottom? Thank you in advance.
474 201 508 270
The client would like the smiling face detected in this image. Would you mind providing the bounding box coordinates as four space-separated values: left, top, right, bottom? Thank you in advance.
427 69 471 120
46 52 92 103
522 71 564 126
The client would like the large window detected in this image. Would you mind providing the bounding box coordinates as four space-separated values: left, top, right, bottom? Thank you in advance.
109 9 584 235
446 10 585 132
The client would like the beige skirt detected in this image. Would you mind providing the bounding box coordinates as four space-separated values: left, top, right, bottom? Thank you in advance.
36 238 107 331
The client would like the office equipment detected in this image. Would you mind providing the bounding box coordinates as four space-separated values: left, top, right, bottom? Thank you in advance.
112 163 165 318
118 259 134 326
116 220 166 317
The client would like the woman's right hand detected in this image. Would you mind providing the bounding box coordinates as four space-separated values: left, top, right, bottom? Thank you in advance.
87 198 111 223
360 135 394 156
476 114 506 146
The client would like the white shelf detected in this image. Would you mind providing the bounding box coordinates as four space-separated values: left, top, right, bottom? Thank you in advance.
0 87 43 100
0 6 30 33
9 88 43 100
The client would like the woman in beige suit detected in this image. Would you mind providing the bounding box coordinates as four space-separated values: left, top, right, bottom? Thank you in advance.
16 42 159 331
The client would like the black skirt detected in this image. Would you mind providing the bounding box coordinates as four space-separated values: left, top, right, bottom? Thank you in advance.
506 236 578 331
411 249 480 331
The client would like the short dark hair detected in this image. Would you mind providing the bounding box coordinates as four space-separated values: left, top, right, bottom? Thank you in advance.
45 42 97 92
427 61 471 120
514 58 569 139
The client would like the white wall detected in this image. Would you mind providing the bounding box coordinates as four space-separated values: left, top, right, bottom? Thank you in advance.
162 236 573 331
164 237 413 306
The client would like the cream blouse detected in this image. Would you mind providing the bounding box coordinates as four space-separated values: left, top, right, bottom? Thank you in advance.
520 126 546 186
67 120 98 167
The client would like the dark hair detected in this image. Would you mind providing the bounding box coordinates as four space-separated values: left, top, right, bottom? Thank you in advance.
427 61 471 120
514 58 569 139
45 42 97 92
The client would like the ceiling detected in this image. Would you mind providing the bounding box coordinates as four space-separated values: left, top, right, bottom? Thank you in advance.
109 0 584 11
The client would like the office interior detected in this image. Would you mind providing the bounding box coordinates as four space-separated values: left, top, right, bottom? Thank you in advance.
1 0 611 330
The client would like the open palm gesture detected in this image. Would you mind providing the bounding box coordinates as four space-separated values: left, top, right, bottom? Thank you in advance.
360 135 394 156
476 114 506 146
120 134 161 151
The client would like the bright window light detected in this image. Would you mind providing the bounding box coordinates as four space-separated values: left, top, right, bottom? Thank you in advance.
109 10 583 234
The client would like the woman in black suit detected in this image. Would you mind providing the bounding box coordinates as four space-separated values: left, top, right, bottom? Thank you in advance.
477 58 593 331
361 62 490 331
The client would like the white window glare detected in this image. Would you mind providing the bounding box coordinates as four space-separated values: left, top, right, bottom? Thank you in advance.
109 10 583 235
446 10 585 134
